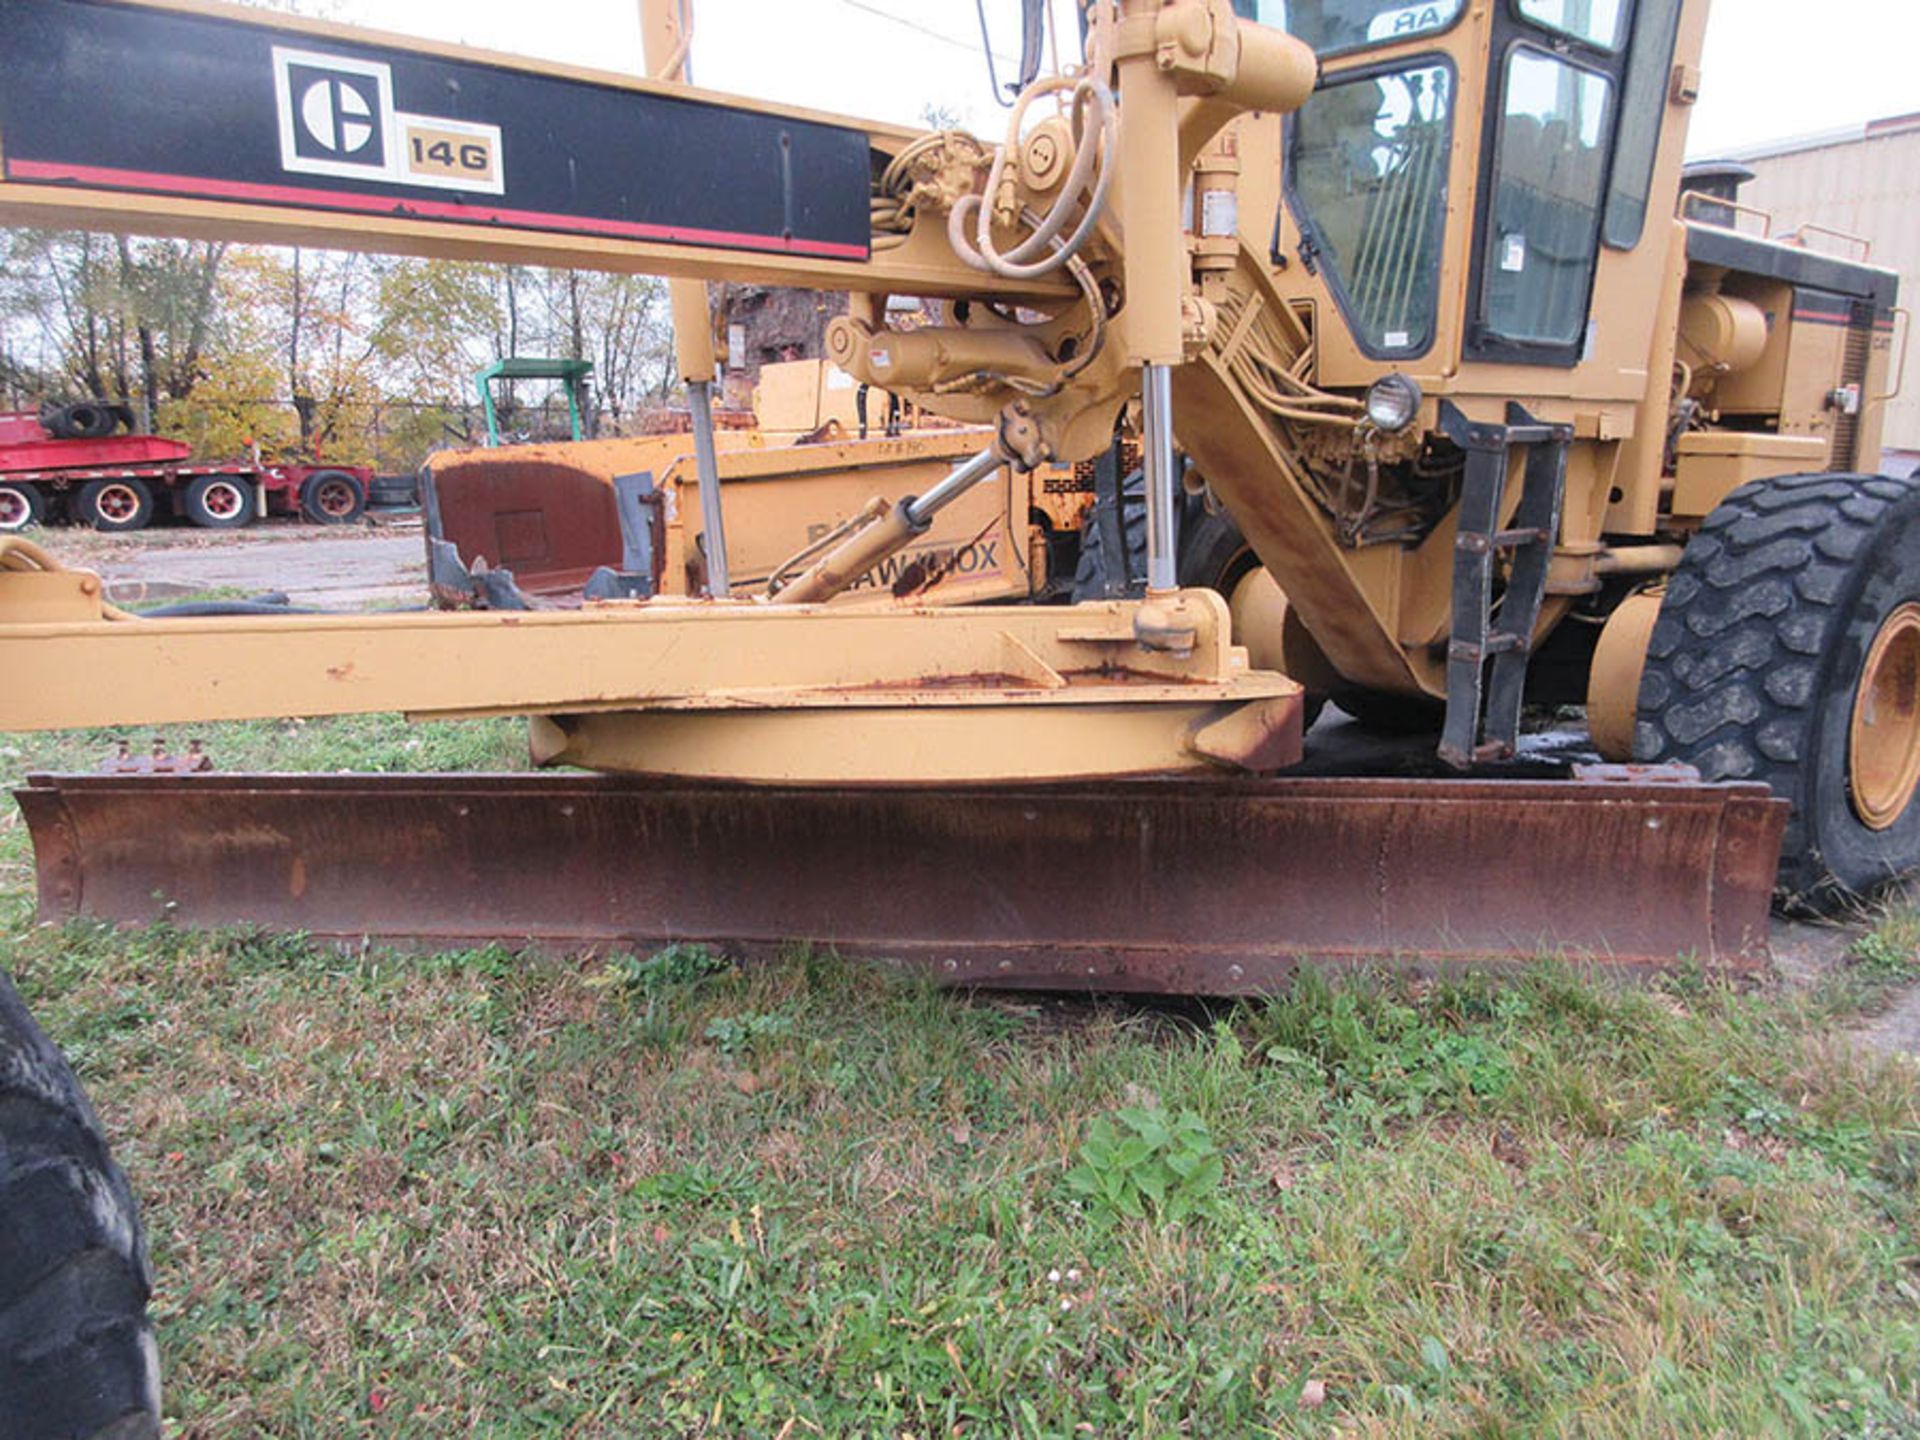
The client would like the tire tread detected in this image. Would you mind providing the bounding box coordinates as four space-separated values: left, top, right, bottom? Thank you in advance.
0 974 159 1440
1635 471 1920 901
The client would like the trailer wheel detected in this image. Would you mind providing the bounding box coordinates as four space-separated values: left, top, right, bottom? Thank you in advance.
0 969 161 1440
300 471 366 526
76 480 154 534
0 482 45 532
1636 472 1920 909
182 475 256 530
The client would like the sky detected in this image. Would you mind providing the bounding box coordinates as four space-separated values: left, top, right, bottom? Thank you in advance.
290 0 1920 156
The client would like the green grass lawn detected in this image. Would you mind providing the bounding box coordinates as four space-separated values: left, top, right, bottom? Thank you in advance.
3 716 1919 1436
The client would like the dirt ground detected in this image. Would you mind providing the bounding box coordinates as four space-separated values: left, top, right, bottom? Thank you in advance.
36 514 427 609
28 515 1920 1058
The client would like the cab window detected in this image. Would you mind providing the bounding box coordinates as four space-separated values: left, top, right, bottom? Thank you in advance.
1480 49 1615 347
1512 0 1627 51
1603 0 1684 248
1245 1 1465 57
1288 61 1456 355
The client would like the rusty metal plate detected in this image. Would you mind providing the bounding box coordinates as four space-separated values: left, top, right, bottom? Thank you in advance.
15 772 1788 991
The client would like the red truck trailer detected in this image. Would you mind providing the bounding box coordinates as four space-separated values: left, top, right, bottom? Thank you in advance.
0 403 372 533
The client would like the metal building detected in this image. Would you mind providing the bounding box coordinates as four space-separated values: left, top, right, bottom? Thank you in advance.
1719 112 1919 476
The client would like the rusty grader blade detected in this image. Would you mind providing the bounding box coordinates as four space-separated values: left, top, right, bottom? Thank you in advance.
15 770 1787 991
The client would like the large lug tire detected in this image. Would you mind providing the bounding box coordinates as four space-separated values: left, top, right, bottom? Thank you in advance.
1176 506 1255 598
0 970 160 1439
1179 507 1327 730
182 474 256 531
1070 467 1147 601
0 481 45 533
1635 472 1920 910
75 479 154 534
300 470 367 526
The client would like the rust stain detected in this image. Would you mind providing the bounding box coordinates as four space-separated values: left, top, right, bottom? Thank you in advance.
13 770 1789 983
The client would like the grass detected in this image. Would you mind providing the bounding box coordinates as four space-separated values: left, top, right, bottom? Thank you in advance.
2 716 1919 1435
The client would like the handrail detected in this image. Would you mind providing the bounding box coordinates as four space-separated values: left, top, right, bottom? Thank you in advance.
1782 222 1872 262
1679 190 1772 237
1875 308 1912 405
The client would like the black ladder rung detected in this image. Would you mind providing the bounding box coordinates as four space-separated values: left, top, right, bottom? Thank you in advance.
1493 527 1551 548
1501 425 1561 446
1450 633 1527 664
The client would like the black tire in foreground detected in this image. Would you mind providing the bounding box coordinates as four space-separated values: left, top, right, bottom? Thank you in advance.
0 481 45 533
0 970 160 1439
300 470 367 526
182 474 256 530
75 479 154 534
1636 471 1920 910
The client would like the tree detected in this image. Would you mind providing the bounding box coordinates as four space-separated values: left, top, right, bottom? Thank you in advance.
0 230 226 423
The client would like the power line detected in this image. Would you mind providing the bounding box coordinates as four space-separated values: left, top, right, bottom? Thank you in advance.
834 0 1017 65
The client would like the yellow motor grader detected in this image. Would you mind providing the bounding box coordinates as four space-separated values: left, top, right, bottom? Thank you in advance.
0 0 1914 1429
0 0 1911 965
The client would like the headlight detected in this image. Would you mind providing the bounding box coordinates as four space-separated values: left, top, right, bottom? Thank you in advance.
1364 373 1423 433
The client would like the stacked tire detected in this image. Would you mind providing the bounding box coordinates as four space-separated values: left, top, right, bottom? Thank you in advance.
38 403 129 443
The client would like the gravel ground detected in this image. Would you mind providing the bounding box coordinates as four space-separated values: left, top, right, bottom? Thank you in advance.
35 515 426 609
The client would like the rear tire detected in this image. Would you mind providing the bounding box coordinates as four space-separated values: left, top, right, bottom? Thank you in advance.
300 470 366 526
182 475 256 530
0 970 161 1439
0 482 45 533
76 480 154 534
1179 507 1327 729
1635 472 1920 909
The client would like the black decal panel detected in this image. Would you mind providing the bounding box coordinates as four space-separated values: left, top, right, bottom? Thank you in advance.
0 0 870 259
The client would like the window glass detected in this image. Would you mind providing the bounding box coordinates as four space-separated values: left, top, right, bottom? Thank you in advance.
1483 50 1614 346
1602 0 1683 248
1290 62 1454 354
1514 0 1628 51
1254 1 1464 56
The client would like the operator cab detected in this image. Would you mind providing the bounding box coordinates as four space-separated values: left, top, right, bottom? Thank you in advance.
1238 0 1689 374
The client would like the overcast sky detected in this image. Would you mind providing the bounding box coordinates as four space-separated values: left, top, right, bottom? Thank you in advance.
292 0 1919 156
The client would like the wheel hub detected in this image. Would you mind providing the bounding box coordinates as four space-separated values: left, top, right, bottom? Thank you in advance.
1850 602 1920 832
97 484 139 521
315 480 355 517
205 481 244 517
0 490 27 530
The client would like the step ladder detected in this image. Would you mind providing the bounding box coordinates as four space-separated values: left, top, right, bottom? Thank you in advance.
1436 401 1572 770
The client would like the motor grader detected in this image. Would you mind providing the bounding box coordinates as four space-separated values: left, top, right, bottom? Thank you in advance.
0 0 1912 1430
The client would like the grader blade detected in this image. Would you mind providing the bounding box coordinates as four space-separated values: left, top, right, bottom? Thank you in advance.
17 771 1786 988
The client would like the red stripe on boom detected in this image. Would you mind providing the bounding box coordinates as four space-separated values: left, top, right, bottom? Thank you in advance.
6 159 871 261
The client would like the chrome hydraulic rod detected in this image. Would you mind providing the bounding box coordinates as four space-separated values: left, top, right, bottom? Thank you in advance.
772 445 1006 605
687 380 732 598
1142 362 1178 592
903 446 1007 527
